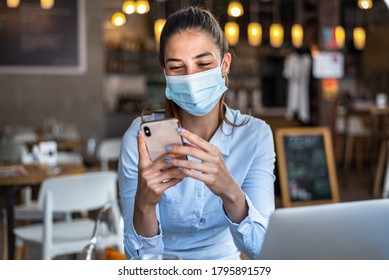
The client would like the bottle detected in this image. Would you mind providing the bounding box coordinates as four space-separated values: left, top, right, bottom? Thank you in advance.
86 138 96 157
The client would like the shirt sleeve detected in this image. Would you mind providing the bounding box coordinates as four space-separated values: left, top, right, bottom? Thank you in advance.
118 117 164 259
225 122 276 259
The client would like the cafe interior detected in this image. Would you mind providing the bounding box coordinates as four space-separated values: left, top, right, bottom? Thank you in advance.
0 0 389 260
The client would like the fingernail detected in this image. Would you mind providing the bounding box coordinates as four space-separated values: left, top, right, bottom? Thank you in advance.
164 158 172 163
177 167 183 171
165 145 173 151
178 127 185 133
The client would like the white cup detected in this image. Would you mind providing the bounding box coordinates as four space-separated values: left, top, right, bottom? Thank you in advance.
376 93 388 108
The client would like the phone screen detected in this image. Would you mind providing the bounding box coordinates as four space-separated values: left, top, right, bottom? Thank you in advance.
141 118 184 161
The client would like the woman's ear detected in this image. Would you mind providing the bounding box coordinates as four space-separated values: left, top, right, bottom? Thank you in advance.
222 52 232 76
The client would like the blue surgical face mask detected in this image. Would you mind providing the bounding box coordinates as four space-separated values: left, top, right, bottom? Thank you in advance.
165 66 228 116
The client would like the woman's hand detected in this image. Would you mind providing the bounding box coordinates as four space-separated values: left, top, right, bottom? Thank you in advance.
167 128 248 223
133 130 183 236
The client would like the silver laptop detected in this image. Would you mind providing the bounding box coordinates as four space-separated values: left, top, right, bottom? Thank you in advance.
260 199 389 259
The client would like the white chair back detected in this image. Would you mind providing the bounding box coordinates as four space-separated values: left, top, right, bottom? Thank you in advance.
12 131 38 144
38 171 118 213
0 142 28 163
96 138 122 170
57 152 83 165
33 171 120 259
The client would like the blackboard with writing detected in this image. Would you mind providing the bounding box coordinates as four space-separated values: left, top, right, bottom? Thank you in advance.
276 127 339 207
0 0 85 74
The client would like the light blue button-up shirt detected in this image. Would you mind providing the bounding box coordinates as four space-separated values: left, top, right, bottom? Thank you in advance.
118 106 276 260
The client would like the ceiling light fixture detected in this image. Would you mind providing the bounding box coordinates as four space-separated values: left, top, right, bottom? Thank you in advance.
248 23 262 47
6 0 20 8
227 1 244 17
40 0 54 10
136 0 150 14
353 27 366 50
292 24 303 48
122 1 136 14
335 26 345 49
111 12 126 27
358 0 373 10
270 0 283 48
225 22 239 46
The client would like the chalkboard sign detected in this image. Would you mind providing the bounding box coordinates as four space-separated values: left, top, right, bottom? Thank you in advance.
275 127 339 207
0 0 85 74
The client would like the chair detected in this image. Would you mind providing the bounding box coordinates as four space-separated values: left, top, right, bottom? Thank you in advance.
57 151 84 165
335 113 370 170
0 141 28 164
9 152 84 221
11 131 38 144
2 151 84 229
13 171 120 260
96 138 122 171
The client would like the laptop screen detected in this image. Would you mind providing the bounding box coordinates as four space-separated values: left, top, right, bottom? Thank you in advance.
259 199 389 260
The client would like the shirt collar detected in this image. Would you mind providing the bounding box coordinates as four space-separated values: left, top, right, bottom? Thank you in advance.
209 105 235 156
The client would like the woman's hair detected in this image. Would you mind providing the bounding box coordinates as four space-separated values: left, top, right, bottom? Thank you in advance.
159 6 228 68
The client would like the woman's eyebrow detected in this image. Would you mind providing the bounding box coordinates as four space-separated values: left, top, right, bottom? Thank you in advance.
165 52 215 64
193 52 215 59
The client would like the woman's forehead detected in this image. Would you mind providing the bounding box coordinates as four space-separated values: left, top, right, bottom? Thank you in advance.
164 30 220 61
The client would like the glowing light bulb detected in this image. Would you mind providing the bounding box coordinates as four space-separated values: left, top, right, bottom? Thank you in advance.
122 1 136 14
154 19 166 44
111 12 126 27
225 22 239 46
292 24 303 48
353 27 366 50
248 23 262 46
136 1 150 14
335 26 345 49
227 2 244 17
270 24 284 48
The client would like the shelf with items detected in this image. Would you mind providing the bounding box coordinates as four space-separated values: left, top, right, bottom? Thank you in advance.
105 49 160 74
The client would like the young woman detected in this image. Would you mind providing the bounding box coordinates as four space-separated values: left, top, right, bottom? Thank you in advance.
118 6 276 260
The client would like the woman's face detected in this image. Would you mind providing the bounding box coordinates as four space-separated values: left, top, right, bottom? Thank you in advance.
164 30 231 77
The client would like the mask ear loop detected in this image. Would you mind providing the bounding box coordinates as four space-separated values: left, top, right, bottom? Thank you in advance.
220 56 230 77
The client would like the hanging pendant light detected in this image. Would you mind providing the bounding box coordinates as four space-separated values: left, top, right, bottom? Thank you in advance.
291 24 303 48
227 1 244 17
154 0 166 46
335 26 345 49
353 27 366 50
247 0 261 47
270 24 284 48
358 0 373 9
40 0 54 9
248 22 262 46
136 0 150 14
270 0 283 48
225 22 239 46
6 0 20 8
122 1 136 14
154 19 166 45
111 12 126 27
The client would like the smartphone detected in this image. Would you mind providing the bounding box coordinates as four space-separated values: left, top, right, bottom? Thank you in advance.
140 118 185 161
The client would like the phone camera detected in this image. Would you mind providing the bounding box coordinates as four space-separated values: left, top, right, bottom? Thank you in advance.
143 126 151 137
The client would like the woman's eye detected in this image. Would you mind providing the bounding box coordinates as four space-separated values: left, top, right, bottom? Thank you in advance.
198 62 211 67
169 66 183 71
